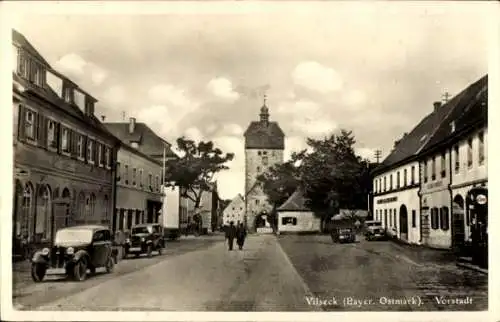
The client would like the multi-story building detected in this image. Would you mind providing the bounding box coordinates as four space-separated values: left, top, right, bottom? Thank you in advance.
104 117 177 226
12 30 119 248
179 183 220 234
417 75 487 251
372 98 456 245
107 139 164 232
222 194 245 226
244 99 285 232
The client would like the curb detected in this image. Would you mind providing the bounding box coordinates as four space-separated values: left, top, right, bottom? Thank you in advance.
456 262 488 275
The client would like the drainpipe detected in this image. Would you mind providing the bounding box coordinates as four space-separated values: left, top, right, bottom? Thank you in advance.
417 162 423 244
448 146 454 252
111 143 119 233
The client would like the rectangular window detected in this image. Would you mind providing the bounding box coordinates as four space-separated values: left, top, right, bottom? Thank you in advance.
117 162 121 181
411 210 416 228
431 208 440 230
467 138 473 167
105 147 111 168
454 145 460 173
478 132 485 165
258 151 262 156
76 135 84 158
440 207 450 231
255 199 260 205
431 156 436 180
47 120 56 148
87 139 94 162
18 53 29 78
389 174 393 190
281 217 297 225
403 169 407 187
64 87 73 104
98 143 104 166
441 153 446 178
139 169 143 187
389 209 392 226
24 109 35 139
61 128 70 153
396 172 400 189
124 165 129 184
257 166 261 173
411 166 415 184
155 176 159 191
383 177 387 191
148 173 152 188
423 161 428 183
132 168 137 186
262 156 269 166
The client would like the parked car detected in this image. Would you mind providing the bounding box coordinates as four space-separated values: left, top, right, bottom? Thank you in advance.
364 221 387 241
124 223 165 258
31 225 116 282
331 227 356 243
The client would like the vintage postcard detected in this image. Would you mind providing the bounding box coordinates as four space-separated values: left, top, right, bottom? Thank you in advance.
1 1 498 321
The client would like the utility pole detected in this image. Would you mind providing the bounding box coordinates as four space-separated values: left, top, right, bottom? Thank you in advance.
442 92 451 103
374 150 382 164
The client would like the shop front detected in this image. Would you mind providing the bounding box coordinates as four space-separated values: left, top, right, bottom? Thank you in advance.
466 187 488 268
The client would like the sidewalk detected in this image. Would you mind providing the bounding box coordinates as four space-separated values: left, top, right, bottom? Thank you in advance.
387 239 457 268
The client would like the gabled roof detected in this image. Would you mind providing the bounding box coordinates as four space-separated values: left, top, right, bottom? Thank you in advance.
419 75 487 155
12 29 51 66
103 122 177 158
223 194 245 212
277 188 311 212
372 86 465 175
244 121 285 149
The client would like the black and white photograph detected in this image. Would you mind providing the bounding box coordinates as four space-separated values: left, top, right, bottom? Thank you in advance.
1 1 497 320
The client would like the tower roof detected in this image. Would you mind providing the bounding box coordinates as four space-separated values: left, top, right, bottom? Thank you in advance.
244 96 285 149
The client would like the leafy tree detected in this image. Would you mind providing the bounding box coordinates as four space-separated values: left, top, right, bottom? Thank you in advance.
164 137 234 233
300 130 369 231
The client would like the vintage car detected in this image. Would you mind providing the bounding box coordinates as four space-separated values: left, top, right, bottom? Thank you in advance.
364 221 387 241
31 225 117 282
331 227 356 243
124 223 165 258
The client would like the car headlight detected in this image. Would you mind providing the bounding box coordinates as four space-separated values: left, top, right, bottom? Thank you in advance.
41 248 49 256
66 247 74 255
125 238 130 244
141 237 145 242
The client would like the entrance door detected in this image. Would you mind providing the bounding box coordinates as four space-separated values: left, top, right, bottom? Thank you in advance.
399 205 408 241
452 195 465 253
53 199 70 242
421 208 430 244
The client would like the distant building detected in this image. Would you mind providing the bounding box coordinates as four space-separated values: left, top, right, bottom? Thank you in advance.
418 75 487 250
277 188 320 233
104 118 176 226
222 194 245 226
179 182 220 234
12 29 119 247
244 98 285 232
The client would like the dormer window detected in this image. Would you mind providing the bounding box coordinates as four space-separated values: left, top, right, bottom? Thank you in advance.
63 85 74 104
18 53 29 78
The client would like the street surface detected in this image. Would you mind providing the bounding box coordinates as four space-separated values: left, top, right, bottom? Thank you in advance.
13 234 487 311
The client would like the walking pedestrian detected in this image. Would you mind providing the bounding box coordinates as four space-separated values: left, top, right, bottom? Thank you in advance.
236 223 247 250
227 221 237 251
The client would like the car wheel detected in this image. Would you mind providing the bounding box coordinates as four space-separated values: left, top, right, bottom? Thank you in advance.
73 258 88 281
158 247 162 255
105 257 114 273
147 245 153 258
31 263 46 282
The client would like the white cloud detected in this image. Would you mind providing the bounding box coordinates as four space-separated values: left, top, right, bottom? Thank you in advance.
292 61 343 93
101 85 126 107
148 84 195 108
284 136 308 161
183 127 204 142
220 123 244 136
212 136 245 199
343 89 367 107
207 77 240 102
54 53 108 85
278 99 337 137
293 118 338 138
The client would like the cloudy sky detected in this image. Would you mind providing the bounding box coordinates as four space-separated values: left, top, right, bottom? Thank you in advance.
10 3 491 199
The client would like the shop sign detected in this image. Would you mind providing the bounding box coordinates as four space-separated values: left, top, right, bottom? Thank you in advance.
377 196 398 204
427 181 443 189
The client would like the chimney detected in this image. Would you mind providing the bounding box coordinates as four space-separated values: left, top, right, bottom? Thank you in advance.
433 101 442 112
129 117 136 133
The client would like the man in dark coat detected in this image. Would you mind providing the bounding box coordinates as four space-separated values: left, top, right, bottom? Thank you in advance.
236 223 247 250
227 221 237 251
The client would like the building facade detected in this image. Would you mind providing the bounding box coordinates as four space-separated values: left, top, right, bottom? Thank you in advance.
277 189 321 234
12 30 118 248
418 75 487 252
244 100 285 232
112 142 164 232
372 98 457 245
179 184 219 234
222 194 245 226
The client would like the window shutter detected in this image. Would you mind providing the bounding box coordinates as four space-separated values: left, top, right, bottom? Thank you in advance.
40 116 48 148
33 111 40 141
94 142 99 164
18 105 26 141
55 123 61 153
83 136 88 162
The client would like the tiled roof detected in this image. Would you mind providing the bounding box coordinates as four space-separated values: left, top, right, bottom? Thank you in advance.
420 75 487 154
244 121 285 149
372 83 470 175
223 193 245 213
12 29 51 66
103 122 177 158
277 188 311 212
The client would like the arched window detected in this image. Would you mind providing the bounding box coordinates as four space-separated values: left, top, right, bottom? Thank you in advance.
21 183 33 238
78 192 86 218
90 193 96 217
36 185 51 240
103 195 109 220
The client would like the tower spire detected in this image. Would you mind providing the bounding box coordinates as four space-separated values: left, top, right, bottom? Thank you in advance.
259 94 269 124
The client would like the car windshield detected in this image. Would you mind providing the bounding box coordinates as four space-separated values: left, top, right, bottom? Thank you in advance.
340 228 352 233
367 222 382 227
54 229 93 245
132 226 152 234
